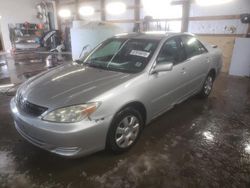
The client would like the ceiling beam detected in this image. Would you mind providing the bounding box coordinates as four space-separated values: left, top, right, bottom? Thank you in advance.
181 0 190 32
75 0 80 20
55 0 62 30
100 0 106 21
134 0 141 31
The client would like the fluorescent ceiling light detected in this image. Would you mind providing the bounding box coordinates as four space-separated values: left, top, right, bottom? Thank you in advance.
58 9 71 18
106 2 126 15
196 0 233 6
79 6 95 16
142 0 181 19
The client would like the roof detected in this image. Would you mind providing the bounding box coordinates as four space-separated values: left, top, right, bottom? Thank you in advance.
114 32 194 40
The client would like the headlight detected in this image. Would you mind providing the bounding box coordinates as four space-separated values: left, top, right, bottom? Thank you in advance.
42 102 101 123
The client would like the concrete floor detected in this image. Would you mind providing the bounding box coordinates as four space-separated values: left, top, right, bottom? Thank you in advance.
0 53 250 188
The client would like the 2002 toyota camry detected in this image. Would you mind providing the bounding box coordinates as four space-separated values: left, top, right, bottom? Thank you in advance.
11 32 222 157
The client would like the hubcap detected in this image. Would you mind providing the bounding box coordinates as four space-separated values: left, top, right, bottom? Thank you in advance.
115 115 140 148
204 76 213 95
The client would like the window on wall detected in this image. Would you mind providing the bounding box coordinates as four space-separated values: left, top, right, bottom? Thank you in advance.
167 21 182 32
141 2 183 19
141 3 183 32
145 21 182 32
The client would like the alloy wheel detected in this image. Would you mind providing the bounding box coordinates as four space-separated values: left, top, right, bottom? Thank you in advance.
115 115 140 148
204 76 213 95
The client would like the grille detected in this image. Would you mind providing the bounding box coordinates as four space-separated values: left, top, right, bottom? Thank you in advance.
16 94 48 117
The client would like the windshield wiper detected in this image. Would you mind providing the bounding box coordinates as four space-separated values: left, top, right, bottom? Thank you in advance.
85 59 133 73
87 62 109 70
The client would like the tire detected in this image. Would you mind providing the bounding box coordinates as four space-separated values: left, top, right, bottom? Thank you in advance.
107 107 144 153
198 73 214 98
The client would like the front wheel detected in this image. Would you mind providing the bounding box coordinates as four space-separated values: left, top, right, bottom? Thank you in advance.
107 107 143 153
198 73 214 98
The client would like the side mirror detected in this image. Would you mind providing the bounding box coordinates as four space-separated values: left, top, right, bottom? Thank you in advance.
151 62 173 74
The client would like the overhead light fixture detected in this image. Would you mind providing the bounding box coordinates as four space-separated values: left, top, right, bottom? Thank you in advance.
106 2 126 15
79 6 95 16
196 0 233 6
58 9 71 18
142 0 179 19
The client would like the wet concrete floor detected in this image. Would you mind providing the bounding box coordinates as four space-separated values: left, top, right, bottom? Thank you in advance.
0 53 250 188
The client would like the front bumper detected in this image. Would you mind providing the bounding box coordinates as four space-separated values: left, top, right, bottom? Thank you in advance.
10 98 112 157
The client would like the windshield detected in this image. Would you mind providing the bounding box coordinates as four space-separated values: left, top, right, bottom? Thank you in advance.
83 38 159 73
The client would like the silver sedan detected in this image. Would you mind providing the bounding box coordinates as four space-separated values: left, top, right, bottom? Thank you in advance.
10 32 222 157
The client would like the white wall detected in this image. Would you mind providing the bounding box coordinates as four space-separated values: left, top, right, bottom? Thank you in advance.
189 0 250 34
0 0 41 51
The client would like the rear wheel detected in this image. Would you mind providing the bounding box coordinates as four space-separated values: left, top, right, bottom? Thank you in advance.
107 107 143 153
198 73 214 98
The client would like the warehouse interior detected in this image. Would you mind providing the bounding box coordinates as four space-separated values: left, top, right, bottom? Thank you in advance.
0 0 250 187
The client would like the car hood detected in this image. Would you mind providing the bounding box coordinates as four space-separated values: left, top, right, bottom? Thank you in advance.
19 63 136 109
